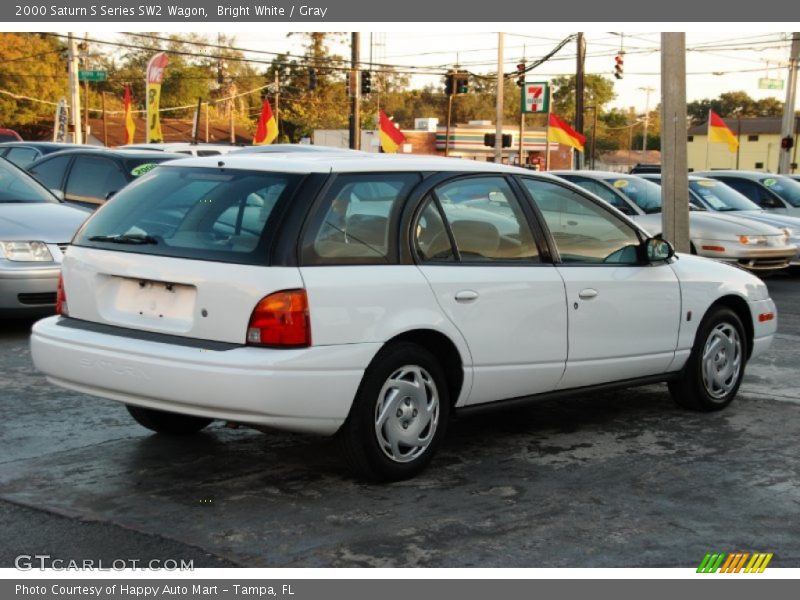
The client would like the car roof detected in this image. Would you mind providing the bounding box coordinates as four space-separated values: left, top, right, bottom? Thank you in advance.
693 170 785 180
229 144 367 155
163 153 556 176
0 141 75 150
551 170 642 180
30 148 183 161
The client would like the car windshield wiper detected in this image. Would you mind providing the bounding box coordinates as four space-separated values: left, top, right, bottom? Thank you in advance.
88 233 159 245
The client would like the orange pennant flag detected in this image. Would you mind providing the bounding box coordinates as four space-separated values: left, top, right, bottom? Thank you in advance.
253 98 278 145
379 110 405 153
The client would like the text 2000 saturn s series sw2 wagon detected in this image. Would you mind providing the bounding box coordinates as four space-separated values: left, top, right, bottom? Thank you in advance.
30 154 778 481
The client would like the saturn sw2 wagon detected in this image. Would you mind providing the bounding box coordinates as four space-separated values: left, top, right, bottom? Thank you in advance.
30 154 778 481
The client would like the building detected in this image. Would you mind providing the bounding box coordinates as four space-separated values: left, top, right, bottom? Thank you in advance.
687 116 800 173
314 120 574 170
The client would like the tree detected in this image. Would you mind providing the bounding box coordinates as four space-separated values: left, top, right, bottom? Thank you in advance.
687 90 784 124
551 74 616 122
0 33 67 136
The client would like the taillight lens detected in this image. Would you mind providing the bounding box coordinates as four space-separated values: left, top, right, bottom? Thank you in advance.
56 274 68 316
246 289 311 347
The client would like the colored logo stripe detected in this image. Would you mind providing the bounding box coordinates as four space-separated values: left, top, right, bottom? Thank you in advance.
697 552 773 573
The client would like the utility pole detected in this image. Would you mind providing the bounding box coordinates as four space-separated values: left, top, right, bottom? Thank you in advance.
82 34 90 143
660 33 690 254
640 86 655 156
575 33 586 169
273 71 281 139
495 32 504 163
67 33 82 145
101 92 108 146
349 32 361 150
778 32 799 174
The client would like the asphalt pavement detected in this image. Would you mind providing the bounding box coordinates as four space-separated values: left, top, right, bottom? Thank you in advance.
1 270 799 568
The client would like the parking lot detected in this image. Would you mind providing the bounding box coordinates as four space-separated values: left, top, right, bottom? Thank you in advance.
1 270 799 568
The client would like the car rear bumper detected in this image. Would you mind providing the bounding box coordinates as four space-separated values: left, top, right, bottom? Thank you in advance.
30 316 381 435
0 264 60 311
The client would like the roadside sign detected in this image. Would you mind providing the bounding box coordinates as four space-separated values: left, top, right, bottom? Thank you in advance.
758 78 784 90
522 82 549 113
79 70 107 82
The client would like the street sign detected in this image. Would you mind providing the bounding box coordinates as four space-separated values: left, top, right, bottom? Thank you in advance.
78 70 107 82
758 77 784 90
522 82 549 113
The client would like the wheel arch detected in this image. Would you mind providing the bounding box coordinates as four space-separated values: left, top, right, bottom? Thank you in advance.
705 294 755 359
382 329 466 407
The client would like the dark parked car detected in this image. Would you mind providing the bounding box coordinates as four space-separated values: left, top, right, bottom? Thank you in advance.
629 163 661 174
27 149 181 208
0 142 79 168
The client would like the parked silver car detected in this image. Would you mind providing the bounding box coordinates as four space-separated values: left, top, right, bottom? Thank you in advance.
553 171 796 273
693 170 800 217
0 158 89 315
640 174 800 265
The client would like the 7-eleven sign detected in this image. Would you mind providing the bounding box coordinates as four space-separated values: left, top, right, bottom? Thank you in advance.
522 82 549 113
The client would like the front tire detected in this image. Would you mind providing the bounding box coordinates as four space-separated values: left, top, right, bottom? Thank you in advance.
126 405 213 435
668 306 747 411
338 342 450 482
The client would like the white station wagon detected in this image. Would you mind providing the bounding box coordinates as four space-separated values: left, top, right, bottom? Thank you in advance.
30 154 778 481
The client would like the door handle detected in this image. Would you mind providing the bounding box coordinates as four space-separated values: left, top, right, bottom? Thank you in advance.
566 220 579 226
578 288 599 300
455 290 479 302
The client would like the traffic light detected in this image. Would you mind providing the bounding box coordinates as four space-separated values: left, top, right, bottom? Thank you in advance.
614 52 624 80
308 68 317 90
456 71 469 94
445 72 455 96
516 63 525 88
781 136 794 150
361 70 372 95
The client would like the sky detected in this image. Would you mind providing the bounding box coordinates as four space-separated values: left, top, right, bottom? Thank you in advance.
41 26 798 115
230 29 797 113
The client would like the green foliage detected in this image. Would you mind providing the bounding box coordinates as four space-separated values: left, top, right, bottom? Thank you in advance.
687 91 784 124
0 33 67 135
551 74 616 121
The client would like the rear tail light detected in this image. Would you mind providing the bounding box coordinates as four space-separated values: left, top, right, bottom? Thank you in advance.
55 274 68 316
247 289 311 347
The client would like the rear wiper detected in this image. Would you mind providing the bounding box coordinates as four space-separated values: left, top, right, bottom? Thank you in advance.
88 233 159 245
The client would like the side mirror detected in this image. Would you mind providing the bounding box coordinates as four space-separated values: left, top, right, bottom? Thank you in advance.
50 188 65 201
646 237 675 262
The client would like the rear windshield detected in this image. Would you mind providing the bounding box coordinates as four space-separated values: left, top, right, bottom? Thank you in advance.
74 166 301 264
0 158 57 203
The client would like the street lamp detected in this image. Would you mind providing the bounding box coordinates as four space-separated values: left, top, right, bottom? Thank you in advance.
585 105 598 170
734 106 743 169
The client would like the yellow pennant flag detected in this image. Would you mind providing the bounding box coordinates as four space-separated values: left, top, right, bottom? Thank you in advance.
146 52 169 143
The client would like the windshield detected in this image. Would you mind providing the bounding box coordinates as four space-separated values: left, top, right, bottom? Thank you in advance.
75 166 301 265
0 158 58 203
689 179 761 211
601 176 663 214
760 176 800 207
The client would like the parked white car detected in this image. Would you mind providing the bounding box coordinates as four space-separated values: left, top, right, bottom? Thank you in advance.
30 155 777 481
120 143 241 156
555 171 796 272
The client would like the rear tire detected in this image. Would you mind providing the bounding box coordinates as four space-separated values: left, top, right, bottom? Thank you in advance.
126 405 213 435
668 306 747 411
337 342 450 482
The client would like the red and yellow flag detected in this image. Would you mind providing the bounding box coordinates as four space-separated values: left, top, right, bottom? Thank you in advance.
547 113 586 152
123 85 135 145
379 110 405 153
708 110 739 153
253 98 278 145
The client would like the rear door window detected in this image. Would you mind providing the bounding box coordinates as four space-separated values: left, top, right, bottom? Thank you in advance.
5 147 39 168
302 173 420 264
28 155 72 190
65 155 128 206
74 166 302 265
